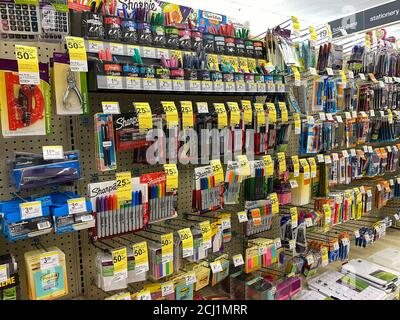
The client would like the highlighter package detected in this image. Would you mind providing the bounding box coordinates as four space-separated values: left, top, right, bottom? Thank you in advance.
24 247 68 300
94 113 117 172
51 53 89 115
0 59 51 137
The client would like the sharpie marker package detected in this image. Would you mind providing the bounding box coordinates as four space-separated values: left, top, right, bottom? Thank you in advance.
94 113 117 172
0 59 51 137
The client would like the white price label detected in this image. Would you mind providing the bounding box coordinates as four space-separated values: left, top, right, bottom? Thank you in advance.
326 68 334 76
350 149 356 156
142 46 157 58
202 81 213 92
159 79 172 91
359 73 366 80
306 255 314 265
317 154 325 163
210 261 223 273
333 242 339 250
305 218 313 227
43 146 64 160
266 82 275 92
137 291 152 300
309 67 317 75
101 101 120 114
189 81 201 91
257 83 266 92
274 238 282 249
289 240 296 250
394 214 400 221
161 282 174 296
354 230 360 238
247 83 257 92
106 76 123 89
342 150 349 158
37 220 51 230
126 77 142 90
345 112 351 120
40 252 60 270
127 45 140 56
319 112 326 121
236 82 246 92
185 272 197 285
109 43 124 55
67 198 87 215
370 110 375 117
336 115 343 123
87 40 104 52
348 71 354 79
221 218 231 230
214 81 224 92
233 254 244 267
289 180 299 188
226 82 236 92
173 80 185 91
237 211 248 223
143 78 157 90
326 113 334 121
20 201 43 220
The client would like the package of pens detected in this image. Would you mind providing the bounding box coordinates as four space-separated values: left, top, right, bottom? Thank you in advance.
9 150 81 191
135 7 153 45
0 195 53 242
140 171 177 223
80 2 105 39
113 112 151 151
87 177 148 240
244 160 266 202
94 113 117 172
0 254 20 300
49 192 94 234
0 59 51 138
192 165 224 214
224 161 242 205
243 200 273 237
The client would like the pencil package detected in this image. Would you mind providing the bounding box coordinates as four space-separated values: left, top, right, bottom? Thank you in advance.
94 113 117 171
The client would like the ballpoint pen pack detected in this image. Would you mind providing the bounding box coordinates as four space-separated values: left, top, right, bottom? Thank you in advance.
9 150 81 191
51 52 89 115
50 192 94 234
87 177 148 240
0 59 51 137
0 195 53 242
94 113 117 171
0 254 20 300
24 247 68 300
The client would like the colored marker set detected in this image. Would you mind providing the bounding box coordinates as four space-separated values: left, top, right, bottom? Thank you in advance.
224 161 242 205
88 178 148 240
244 160 266 202
244 201 273 237
193 166 224 213
140 171 178 223
94 113 117 172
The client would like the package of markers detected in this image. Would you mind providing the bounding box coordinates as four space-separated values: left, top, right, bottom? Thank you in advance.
87 177 148 240
113 112 152 151
140 171 177 223
244 160 266 202
224 161 242 205
94 113 117 172
192 165 224 213
243 200 273 237
147 239 174 281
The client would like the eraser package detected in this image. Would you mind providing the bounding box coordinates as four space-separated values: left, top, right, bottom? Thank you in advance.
0 59 51 137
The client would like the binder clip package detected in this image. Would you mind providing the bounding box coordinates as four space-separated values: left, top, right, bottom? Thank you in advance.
9 151 81 191
0 195 53 242
50 192 94 234
51 52 89 115
0 59 51 137
24 247 68 300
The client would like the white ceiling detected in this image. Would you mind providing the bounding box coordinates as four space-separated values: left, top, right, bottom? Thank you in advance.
170 0 395 35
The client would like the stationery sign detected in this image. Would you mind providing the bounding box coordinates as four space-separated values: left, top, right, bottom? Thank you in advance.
42 146 64 160
65 36 88 72
15 45 40 85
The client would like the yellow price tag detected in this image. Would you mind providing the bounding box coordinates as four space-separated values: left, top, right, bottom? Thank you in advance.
278 102 289 123
208 54 220 71
270 193 279 214
112 247 128 279
254 103 265 126
241 100 253 125
247 58 257 72
199 221 212 248
290 207 298 227
321 247 329 266
15 45 40 84
170 49 183 61
181 101 194 128
293 113 301 134
239 57 249 73
161 233 174 262
266 103 277 123
227 102 241 126
178 228 194 258
116 172 132 202
214 103 228 128
277 152 287 173
292 16 300 34
237 155 251 177
210 159 224 185
161 101 179 128
65 36 88 72
309 26 317 42
133 242 149 272
263 155 274 177
300 159 311 179
291 66 301 86
291 156 300 177
134 102 153 131
323 204 332 230
307 158 317 178
339 70 347 85
163 164 178 192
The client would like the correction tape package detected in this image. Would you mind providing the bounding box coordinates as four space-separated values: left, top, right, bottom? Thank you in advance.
0 59 51 137
51 52 89 115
